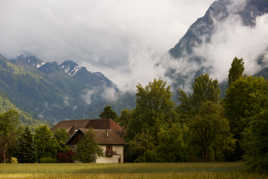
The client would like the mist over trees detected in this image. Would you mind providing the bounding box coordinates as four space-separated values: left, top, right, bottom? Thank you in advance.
120 57 268 172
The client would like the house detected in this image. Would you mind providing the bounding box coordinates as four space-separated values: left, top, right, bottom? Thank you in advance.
53 119 125 163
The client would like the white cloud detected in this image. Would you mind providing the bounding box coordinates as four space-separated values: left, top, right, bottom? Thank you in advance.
194 14 268 82
163 0 268 90
102 87 119 102
63 96 70 106
0 0 214 91
81 89 96 105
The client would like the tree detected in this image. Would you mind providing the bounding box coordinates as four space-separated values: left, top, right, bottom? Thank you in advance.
128 130 156 162
192 74 220 105
76 129 103 162
99 106 118 120
178 74 220 120
228 57 244 86
54 129 69 153
118 109 133 128
224 77 268 139
17 127 35 163
34 125 59 162
126 79 179 162
131 79 177 134
243 110 268 172
189 101 234 161
0 110 20 163
156 123 189 162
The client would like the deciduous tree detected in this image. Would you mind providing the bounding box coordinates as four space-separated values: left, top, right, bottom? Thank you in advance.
54 129 70 153
190 101 234 161
224 77 268 138
99 106 118 120
126 79 179 162
243 110 268 172
34 125 59 162
178 74 220 120
76 129 103 162
0 110 19 163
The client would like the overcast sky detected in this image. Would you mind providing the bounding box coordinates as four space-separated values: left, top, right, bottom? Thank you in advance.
0 0 214 91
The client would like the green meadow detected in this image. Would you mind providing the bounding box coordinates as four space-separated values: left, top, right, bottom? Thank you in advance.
0 162 267 179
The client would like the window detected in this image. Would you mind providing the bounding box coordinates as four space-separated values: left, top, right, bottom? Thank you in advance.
106 145 112 152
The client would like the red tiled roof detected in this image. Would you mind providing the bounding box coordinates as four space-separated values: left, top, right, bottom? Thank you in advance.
53 119 123 134
54 119 125 145
67 129 125 145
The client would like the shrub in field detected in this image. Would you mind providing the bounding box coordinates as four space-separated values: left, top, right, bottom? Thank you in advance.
40 157 57 163
10 157 18 164
57 150 75 163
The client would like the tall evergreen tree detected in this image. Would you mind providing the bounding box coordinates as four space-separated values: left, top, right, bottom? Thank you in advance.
17 127 35 163
228 57 244 86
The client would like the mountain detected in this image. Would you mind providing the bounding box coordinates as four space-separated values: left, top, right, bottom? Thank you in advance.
167 0 268 88
256 67 268 79
0 93 41 126
11 55 44 68
0 54 131 123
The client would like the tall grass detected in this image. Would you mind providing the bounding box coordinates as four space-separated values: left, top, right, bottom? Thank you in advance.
0 163 267 179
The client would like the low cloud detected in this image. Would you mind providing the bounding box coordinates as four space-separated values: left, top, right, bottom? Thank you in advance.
102 87 119 102
81 89 96 105
63 96 70 106
0 0 214 92
164 0 268 91
195 14 268 82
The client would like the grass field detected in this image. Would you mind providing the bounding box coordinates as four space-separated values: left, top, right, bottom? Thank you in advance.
0 162 267 179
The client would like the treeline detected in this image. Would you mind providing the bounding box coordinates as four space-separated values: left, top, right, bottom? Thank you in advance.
109 57 267 172
0 111 101 163
0 57 267 172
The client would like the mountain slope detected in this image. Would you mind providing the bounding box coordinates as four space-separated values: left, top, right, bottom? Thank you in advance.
167 0 268 88
0 54 124 123
0 92 40 125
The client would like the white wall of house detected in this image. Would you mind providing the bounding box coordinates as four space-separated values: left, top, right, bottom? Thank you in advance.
96 145 124 163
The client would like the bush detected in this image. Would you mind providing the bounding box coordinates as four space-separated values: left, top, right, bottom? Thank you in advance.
10 157 18 164
57 150 75 163
40 157 57 163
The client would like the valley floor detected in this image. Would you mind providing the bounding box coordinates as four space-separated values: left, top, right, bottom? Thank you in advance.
0 162 267 179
